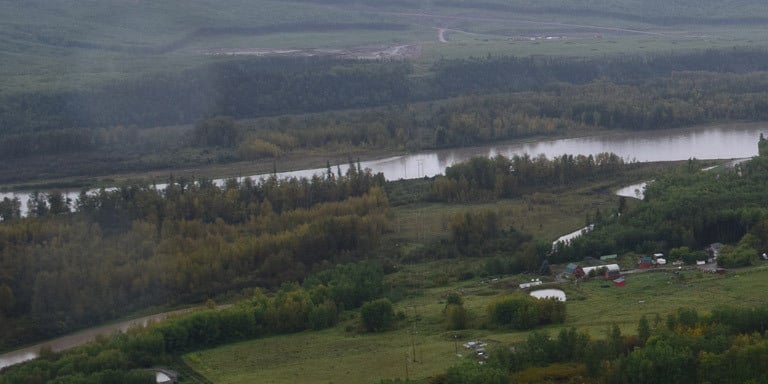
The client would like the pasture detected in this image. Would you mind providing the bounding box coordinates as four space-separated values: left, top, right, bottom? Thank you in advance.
185 263 768 383
4 0 768 94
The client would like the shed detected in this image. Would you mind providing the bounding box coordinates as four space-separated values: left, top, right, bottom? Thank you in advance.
638 256 655 269
613 277 626 287
600 254 618 261
565 263 585 278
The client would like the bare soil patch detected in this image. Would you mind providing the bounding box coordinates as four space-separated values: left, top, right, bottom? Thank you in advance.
199 44 421 60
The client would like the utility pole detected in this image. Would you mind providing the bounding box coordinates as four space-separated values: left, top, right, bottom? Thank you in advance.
404 352 409 380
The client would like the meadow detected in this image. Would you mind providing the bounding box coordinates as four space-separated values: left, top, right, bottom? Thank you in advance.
4 0 768 93
186 262 768 383
180 164 698 384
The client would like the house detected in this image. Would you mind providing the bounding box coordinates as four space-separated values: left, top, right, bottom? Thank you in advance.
638 256 655 269
613 277 626 287
564 263 585 278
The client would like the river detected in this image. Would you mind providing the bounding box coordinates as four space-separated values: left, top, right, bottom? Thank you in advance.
1 123 766 216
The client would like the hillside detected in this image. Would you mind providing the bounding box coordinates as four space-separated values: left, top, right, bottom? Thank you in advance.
3 0 768 94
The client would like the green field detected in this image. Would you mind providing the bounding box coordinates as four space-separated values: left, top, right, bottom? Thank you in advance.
186 264 768 383
4 0 768 93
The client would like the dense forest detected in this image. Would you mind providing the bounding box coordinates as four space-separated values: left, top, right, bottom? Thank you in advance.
4 47 768 135
3 48 768 183
0 164 387 346
555 146 768 265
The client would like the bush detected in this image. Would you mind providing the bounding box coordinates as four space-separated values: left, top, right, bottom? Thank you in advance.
446 361 508 384
360 298 395 332
487 295 565 330
445 304 468 330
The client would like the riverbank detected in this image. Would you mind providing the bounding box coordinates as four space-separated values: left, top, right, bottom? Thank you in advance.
2 121 765 193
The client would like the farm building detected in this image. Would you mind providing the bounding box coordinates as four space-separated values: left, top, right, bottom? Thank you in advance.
564 263 585 278
582 264 620 279
638 256 655 269
604 264 621 279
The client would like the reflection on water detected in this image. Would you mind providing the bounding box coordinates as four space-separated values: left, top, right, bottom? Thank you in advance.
354 124 764 181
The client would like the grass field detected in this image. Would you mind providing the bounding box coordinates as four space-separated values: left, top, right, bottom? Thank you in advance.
4 0 768 94
185 264 768 384
180 163 701 384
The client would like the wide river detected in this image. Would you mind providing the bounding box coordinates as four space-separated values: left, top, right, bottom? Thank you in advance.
1 123 766 216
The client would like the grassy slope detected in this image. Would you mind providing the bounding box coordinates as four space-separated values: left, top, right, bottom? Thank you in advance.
187 265 768 384
4 0 768 93
182 167 690 384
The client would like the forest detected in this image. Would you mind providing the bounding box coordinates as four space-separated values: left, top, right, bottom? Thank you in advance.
4 48 768 185
555 148 768 265
2 145 768 381
0 164 387 345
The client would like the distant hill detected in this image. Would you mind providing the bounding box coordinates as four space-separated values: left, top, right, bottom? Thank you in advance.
2 0 768 93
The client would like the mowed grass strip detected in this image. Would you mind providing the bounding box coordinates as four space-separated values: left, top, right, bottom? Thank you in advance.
186 266 768 383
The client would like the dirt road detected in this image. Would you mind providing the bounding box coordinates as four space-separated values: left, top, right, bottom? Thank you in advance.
0 307 201 370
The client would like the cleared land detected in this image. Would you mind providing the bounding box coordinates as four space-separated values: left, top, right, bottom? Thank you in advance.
187 264 768 383
4 0 768 93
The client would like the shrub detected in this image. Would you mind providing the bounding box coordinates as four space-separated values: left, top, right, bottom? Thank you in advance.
487 295 565 330
445 304 468 330
360 298 395 332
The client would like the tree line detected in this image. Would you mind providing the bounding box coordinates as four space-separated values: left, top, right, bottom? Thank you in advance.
431 153 625 202
435 305 768 383
4 48 768 157
0 261 389 384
